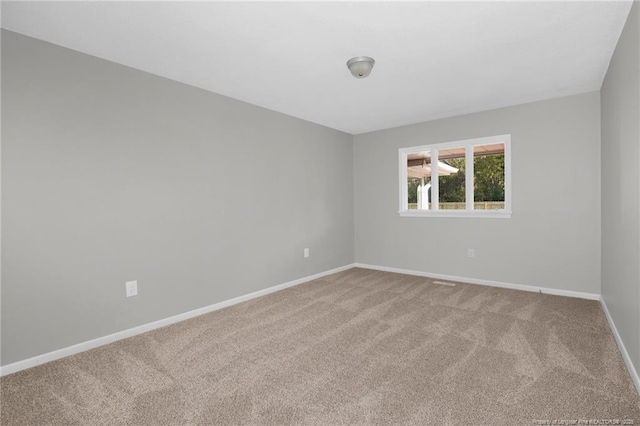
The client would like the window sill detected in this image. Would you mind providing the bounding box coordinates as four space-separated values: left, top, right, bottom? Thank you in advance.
398 210 512 219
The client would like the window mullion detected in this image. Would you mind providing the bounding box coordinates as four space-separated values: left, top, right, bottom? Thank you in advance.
400 151 408 211
504 140 512 212
431 149 439 210
465 145 474 211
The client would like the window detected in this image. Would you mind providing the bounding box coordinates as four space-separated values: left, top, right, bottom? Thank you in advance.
399 134 511 218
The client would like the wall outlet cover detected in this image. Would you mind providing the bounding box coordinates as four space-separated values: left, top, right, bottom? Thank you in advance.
125 280 138 297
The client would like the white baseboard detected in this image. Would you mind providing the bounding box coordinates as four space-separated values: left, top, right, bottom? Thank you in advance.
0 264 355 377
353 263 601 300
1 263 617 380
599 297 640 397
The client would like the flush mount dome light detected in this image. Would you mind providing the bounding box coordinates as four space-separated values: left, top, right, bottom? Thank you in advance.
346 56 375 79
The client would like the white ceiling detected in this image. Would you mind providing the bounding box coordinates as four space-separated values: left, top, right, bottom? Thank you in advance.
1 1 633 135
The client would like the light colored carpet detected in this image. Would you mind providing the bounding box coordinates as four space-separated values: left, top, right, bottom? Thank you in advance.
1 268 639 425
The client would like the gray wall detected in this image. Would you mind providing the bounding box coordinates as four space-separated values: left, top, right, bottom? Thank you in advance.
1 31 354 365
354 92 602 295
601 1 640 373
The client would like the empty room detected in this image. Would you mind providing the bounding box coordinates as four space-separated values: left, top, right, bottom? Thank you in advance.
1 1 640 424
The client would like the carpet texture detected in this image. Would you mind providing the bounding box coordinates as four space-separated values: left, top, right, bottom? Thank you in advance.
1 268 639 425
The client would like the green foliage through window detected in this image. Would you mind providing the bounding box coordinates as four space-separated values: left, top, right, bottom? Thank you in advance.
439 158 466 202
411 154 504 203
473 154 505 202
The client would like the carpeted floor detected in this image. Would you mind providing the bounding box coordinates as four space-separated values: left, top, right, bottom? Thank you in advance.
1 268 639 425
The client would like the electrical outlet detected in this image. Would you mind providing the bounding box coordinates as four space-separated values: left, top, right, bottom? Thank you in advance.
304 248 309 258
467 249 475 258
125 280 138 297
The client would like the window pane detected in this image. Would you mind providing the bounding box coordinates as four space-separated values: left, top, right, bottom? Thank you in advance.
437 147 466 210
473 143 505 210
407 150 431 210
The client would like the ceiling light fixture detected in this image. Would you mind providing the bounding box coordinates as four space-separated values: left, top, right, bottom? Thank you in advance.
346 56 375 79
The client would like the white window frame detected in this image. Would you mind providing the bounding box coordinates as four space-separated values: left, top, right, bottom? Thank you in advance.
398 134 511 218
